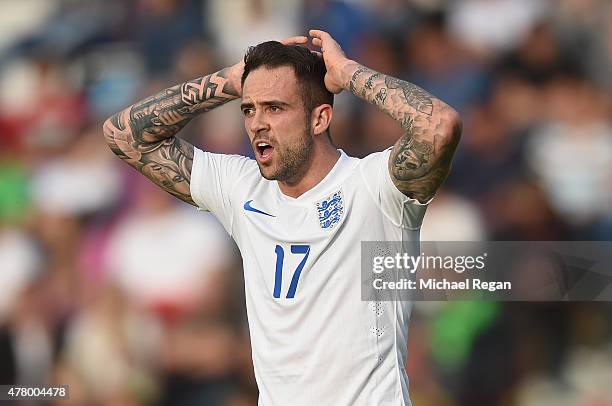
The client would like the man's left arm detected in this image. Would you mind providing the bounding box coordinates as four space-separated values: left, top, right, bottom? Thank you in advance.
310 30 462 203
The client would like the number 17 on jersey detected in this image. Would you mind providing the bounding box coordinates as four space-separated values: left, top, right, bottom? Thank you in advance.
273 245 311 298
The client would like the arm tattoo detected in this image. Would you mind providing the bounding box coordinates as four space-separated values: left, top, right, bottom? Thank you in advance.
384 76 433 116
128 69 238 142
103 68 239 205
346 64 461 202
364 73 381 90
349 67 369 93
374 88 387 105
391 117 434 181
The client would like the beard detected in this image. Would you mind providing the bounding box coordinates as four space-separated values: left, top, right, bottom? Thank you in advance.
258 126 314 183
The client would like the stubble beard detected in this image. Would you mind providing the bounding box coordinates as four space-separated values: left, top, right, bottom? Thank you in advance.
259 126 314 184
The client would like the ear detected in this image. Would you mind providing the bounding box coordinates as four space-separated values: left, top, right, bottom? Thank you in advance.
311 104 333 136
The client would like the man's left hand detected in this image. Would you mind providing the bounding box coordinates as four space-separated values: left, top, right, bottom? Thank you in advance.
309 29 353 94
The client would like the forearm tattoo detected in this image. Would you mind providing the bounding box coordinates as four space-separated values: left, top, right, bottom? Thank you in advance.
349 67 369 93
348 65 460 202
103 69 239 204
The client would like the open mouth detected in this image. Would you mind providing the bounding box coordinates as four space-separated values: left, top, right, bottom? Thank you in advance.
255 141 274 163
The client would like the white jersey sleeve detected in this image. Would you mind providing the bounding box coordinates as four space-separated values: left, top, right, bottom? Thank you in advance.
360 148 430 230
190 146 256 234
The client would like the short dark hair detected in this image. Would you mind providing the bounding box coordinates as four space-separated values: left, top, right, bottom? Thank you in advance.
241 41 334 113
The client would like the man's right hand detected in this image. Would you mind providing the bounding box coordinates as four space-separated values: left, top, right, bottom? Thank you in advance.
227 35 309 97
104 35 311 206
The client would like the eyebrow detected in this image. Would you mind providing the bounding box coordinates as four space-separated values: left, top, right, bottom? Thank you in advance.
240 100 291 110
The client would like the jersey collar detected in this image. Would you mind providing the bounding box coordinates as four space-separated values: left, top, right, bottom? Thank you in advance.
276 149 349 204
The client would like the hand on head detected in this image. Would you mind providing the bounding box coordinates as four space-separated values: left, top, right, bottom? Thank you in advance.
229 31 349 96
228 36 309 96
308 29 350 94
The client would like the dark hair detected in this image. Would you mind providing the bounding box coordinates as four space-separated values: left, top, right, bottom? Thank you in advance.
241 41 334 113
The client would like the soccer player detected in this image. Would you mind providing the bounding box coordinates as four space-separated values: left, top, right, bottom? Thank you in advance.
103 30 461 405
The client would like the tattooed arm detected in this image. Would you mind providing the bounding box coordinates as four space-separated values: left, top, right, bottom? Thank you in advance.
102 68 241 205
310 30 461 203
103 36 309 205
346 65 461 202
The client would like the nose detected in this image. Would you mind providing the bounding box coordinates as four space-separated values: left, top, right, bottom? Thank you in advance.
249 109 270 135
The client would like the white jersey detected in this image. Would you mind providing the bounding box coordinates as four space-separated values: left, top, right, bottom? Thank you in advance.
191 148 428 406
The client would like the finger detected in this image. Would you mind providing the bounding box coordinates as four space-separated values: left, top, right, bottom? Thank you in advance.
281 35 307 43
309 29 331 40
312 37 323 48
281 35 308 45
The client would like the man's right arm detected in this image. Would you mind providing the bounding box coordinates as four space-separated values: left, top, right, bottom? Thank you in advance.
102 68 240 205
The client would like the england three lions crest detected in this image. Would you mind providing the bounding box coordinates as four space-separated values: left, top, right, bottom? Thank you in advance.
316 190 344 229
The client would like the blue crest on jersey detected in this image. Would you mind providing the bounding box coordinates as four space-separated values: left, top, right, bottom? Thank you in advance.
316 190 344 229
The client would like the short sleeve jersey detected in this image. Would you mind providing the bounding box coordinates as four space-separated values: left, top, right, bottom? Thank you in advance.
191 147 428 406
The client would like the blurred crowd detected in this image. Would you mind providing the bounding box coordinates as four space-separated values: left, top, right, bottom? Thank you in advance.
1 0 612 405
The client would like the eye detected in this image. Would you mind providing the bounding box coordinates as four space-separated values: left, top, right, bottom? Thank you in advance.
242 107 254 116
269 105 282 113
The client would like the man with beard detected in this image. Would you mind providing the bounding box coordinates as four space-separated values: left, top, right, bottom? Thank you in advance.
103 30 461 406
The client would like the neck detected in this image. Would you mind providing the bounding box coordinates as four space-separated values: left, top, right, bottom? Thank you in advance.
278 142 340 198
